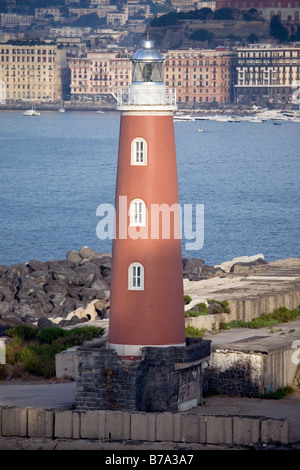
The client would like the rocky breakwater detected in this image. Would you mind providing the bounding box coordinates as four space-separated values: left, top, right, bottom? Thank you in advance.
0 246 111 333
0 249 229 333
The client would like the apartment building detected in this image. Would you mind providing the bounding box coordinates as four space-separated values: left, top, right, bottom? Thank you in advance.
215 0 300 21
0 44 66 102
235 44 300 103
68 50 132 102
163 49 236 104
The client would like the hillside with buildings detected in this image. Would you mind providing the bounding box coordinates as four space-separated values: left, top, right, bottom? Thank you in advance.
0 0 299 107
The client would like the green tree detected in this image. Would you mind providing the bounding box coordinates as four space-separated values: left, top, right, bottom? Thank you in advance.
270 15 289 42
190 29 214 43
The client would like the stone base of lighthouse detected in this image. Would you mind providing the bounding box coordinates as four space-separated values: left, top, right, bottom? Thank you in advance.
75 338 211 412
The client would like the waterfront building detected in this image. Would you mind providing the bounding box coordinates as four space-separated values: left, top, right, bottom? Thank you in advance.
108 39 186 356
164 48 235 104
235 44 300 103
68 50 132 102
0 44 67 102
215 0 300 21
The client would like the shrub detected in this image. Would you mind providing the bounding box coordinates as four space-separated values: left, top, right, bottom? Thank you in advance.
184 294 192 304
3 325 104 380
7 324 39 341
185 325 206 338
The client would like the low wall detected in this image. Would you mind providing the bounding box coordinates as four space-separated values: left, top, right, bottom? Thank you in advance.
186 287 300 332
0 407 293 447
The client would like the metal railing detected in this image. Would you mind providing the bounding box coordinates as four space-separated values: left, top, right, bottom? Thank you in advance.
114 86 177 107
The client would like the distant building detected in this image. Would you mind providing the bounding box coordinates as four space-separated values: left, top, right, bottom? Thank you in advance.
235 44 300 103
215 0 300 21
0 13 33 27
0 44 67 102
68 50 132 102
164 48 236 104
35 8 61 22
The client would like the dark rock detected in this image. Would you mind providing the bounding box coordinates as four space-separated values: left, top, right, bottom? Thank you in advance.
182 258 205 280
79 287 99 301
66 250 82 263
0 301 13 315
37 317 55 329
230 258 266 274
27 259 49 272
79 246 102 261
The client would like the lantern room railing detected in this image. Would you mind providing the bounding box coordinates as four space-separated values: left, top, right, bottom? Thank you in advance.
114 86 177 107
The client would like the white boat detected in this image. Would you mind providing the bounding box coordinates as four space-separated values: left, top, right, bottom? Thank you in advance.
96 110 104 114
58 101 65 112
173 114 195 122
23 107 40 116
197 128 204 132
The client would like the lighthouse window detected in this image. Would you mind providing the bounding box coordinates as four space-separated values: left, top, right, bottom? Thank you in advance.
130 199 147 226
131 138 147 165
128 262 144 290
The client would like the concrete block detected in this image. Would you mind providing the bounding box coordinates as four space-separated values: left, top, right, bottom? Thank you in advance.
233 416 260 445
181 414 206 443
27 408 54 438
156 413 182 442
54 410 80 439
206 416 233 445
261 418 293 445
55 348 79 380
1 407 27 437
105 411 130 441
80 410 106 439
131 413 156 442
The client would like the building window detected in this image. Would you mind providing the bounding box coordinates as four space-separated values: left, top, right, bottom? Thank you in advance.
131 138 147 165
128 262 144 290
129 199 147 226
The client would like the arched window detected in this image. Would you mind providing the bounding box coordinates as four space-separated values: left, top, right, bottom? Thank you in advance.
131 137 147 165
128 262 144 290
129 199 147 226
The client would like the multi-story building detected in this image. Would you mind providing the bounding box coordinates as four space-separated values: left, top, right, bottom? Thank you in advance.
235 44 300 103
68 50 132 102
0 13 33 28
215 0 300 21
163 48 236 104
35 8 61 22
0 44 67 102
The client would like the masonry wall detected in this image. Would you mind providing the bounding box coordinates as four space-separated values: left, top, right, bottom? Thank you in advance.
75 338 211 412
0 407 293 447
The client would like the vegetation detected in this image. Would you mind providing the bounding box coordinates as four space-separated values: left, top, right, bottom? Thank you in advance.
184 294 192 305
219 306 300 331
190 29 214 44
185 325 206 338
0 325 104 380
259 386 294 400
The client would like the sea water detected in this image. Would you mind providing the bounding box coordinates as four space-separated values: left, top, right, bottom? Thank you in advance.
0 110 299 266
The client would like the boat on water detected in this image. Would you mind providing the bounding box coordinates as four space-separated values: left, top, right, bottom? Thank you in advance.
96 110 105 114
173 114 195 122
58 101 65 112
197 128 204 132
23 103 40 116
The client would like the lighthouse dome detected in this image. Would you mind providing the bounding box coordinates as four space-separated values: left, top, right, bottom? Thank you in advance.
132 39 164 63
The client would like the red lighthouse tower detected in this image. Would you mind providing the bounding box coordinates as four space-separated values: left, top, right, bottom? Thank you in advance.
108 40 186 357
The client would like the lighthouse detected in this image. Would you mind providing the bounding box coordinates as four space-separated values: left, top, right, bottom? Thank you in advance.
108 39 186 357
75 40 211 412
